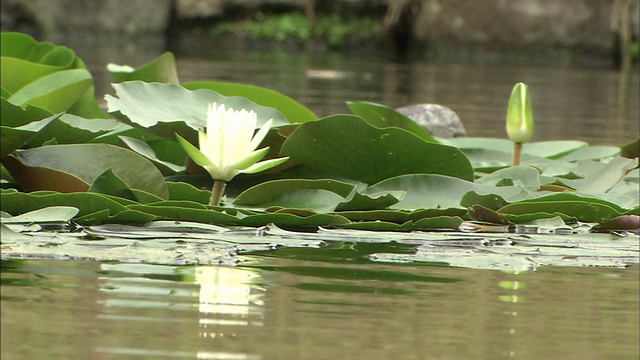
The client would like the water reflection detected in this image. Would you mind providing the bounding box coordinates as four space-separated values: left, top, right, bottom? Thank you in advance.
195 266 265 329
1 259 638 359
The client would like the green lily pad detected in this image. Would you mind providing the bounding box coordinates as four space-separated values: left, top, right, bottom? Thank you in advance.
167 181 211 204
347 101 437 142
0 206 79 223
108 52 180 84
4 143 168 198
440 138 588 159
468 204 511 225
0 189 129 217
239 212 350 228
234 179 355 207
334 210 410 223
573 157 638 194
558 146 621 161
185 81 317 123
281 115 474 184
7 69 93 113
498 196 622 223
118 135 185 174
27 114 126 147
127 203 239 224
105 81 291 141
475 165 541 190
89 169 138 202
75 208 158 224
335 190 403 211
338 220 417 231
364 174 528 211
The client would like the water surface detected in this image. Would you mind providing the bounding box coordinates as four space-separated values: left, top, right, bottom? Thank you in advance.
69 38 639 146
1 254 638 360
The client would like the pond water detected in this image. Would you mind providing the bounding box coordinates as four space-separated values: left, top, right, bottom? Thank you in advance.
76 37 639 146
2 253 638 360
2 37 639 359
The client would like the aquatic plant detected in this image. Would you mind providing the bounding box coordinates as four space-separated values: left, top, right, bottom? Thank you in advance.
1 32 638 236
506 82 534 166
176 103 289 205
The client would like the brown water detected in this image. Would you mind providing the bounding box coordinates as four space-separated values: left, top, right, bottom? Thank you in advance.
1 255 638 360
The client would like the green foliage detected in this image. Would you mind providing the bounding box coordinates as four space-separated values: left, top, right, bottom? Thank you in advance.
0 32 106 119
1 32 638 235
209 13 380 48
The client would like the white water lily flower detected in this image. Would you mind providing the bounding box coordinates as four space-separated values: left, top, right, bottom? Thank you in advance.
177 102 289 182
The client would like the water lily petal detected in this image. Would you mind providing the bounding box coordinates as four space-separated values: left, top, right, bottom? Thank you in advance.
230 146 270 171
242 156 290 174
249 118 274 151
178 103 284 183
176 133 213 167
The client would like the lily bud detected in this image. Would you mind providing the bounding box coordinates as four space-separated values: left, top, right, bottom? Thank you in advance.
506 82 534 144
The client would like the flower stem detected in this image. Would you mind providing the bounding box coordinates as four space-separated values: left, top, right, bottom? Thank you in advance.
210 180 227 206
512 142 523 166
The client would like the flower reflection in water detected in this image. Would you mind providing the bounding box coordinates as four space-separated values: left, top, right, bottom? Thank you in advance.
194 266 265 338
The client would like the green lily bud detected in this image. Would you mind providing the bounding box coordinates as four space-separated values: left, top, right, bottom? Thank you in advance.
506 82 534 144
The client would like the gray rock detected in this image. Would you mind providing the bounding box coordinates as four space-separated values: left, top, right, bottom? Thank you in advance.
396 104 466 138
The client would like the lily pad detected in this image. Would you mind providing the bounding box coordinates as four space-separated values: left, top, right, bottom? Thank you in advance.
108 52 180 84
0 206 79 223
4 143 168 198
281 115 474 184
7 69 93 113
234 179 355 207
185 81 317 123
105 81 291 141
364 174 528 211
347 101 437 142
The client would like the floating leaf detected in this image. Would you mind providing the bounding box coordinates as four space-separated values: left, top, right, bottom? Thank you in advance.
105 81 290 141
558 146 621 161
108 52 179 84
239 212 350 228
440 138 588 159
118 135 185 174
185 81 317 123
167 181 211 204
0 206 79 223
593 215 640 233
7 69 93 113
235 179 355 206
127 203 239 224
468 204 511 225
4 143 168 198
0 189 129 217
27 114 126 147
574 157 638 194
475 165 540 190
281 115 474 184
347 101 437 142
89 169 138 202
364 174 528 211
498 193 623 223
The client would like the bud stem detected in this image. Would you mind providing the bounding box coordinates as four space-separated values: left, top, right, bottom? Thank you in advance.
512 142 523 166
210 180 227 206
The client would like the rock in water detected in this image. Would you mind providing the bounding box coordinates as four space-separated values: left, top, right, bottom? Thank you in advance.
396 104 466 138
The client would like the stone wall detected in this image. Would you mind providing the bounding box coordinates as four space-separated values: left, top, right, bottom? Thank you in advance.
1 0 638 60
